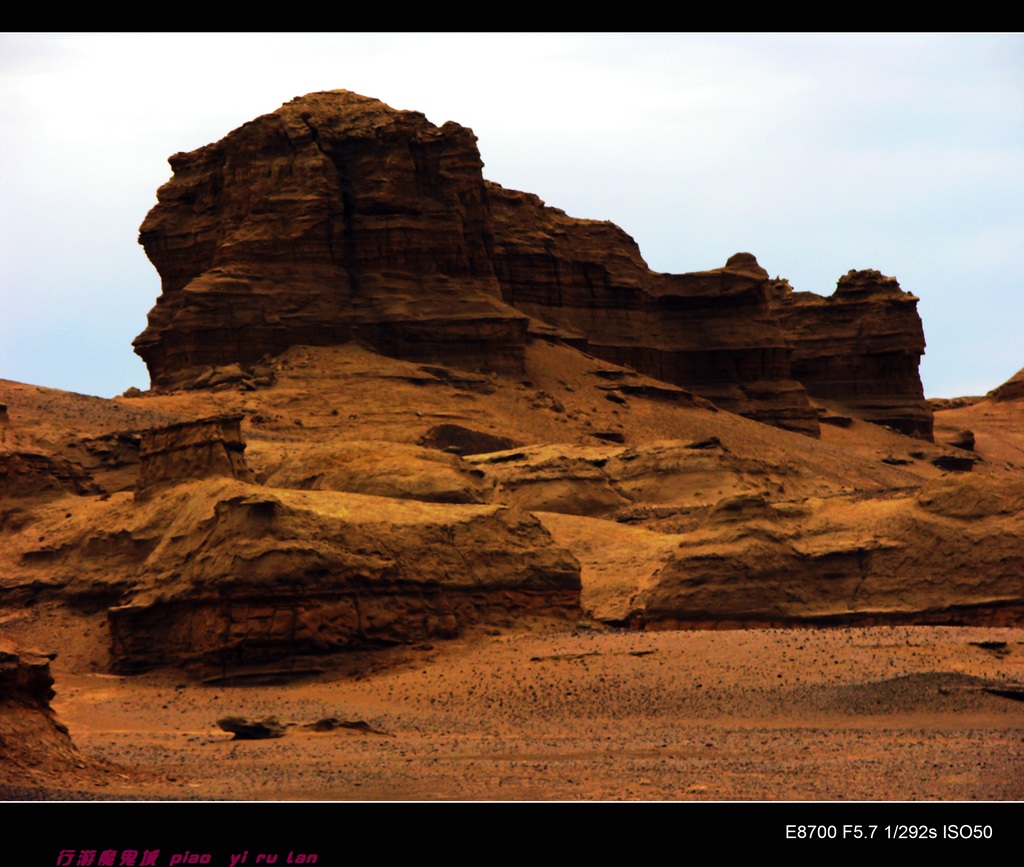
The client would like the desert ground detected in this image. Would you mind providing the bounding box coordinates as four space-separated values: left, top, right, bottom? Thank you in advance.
2 606 1023 801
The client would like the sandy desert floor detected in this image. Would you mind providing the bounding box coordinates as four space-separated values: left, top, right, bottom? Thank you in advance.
4 605 1023 802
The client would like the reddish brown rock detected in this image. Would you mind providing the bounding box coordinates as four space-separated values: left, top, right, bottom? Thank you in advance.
135 415 255 496
133 92 819 434
988 367 1024 402
620 476 1024 627
134 90 527 389
488 189 819 435
70 431 142 495
107 481 581 672
770 269 933 439
134 91 933 443
0 634 80 786
260 440 492 505
0 452 102 502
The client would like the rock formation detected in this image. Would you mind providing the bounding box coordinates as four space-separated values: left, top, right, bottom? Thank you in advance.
134 90 929 439
1 475 581 674
135 415 255 496
770 269 933 439
989 367 1024 403
0 452 102 501
0 635 80 786
488 191 819 434
134 91 528 389
1 334 1020 682
627 475 1024 627
4 91 995 688
106 480 582 672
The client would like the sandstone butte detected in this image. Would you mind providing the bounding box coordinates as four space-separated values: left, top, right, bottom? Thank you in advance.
1 91 1022 800
133 90 932 439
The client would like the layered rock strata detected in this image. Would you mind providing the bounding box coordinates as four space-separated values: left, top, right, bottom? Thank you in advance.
0 452 102 501
136 415 254 496
134 91 925 439
134 91 528 388
1 471 581 672
770 270 933 438
633 477 1024 626
488 193 820 434
539 475 1024 628
107 482 582 672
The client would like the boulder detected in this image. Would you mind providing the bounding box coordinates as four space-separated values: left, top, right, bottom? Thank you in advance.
217 716 285 740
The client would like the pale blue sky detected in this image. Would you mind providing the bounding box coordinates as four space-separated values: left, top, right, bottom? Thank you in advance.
2 33 1021 398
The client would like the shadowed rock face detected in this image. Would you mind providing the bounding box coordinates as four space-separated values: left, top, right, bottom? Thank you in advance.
0 452 102 501
134 91 528 388
770 269 933 439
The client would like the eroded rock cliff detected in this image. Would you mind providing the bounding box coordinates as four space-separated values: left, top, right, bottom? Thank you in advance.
770 269 933 439
135 91 528 388
136 414 255 496
134 90 930 439
107 481 581 672
488 191 819 434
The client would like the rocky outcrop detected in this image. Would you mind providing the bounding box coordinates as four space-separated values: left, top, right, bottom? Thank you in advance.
134 91 934 441
633 476 1024 626
0 637 58 711
107 481 581 672
541 475 1024 628
0 635 80 784
0 452 102 501
70 431 142 495
137 90 937 440
989 367 1024 402
134 91 528 389
136 415 255 496
260 440 492 504
770 270 932 439
419 424 520 457
488 191 820 434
